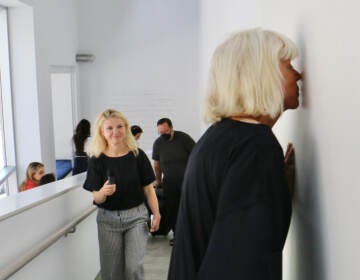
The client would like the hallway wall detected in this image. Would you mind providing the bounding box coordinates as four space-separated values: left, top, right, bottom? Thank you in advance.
75 0 201 151
8 0 200 187
32 0 78 174
3 0 360 278
7 0 78 183
200 0 360 279
0 175 100 280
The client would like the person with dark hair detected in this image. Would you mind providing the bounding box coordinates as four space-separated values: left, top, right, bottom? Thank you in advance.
131 125 143 140
72 119 91 175
39 173 56 185
152 117 195 245
168 28 301 280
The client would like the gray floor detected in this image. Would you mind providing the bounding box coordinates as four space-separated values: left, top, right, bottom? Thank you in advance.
95 232 173 280
144 233 173 280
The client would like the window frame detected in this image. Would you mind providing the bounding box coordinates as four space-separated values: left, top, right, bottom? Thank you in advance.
0 6 17 196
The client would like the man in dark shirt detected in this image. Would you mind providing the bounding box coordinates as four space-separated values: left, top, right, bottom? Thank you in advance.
152 118 195 245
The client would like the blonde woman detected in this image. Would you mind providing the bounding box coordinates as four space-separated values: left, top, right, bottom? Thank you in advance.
83 109 160 280
168 28 301 280
18 162 45 192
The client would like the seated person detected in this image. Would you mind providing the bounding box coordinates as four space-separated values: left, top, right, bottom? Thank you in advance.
18 162 45 192
39 173 56 185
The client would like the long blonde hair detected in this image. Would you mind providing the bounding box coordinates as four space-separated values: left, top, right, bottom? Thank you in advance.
18 162 44 192
204 28 298 123
90 109 138 157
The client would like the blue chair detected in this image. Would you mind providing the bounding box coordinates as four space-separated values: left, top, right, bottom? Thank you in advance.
55 159 73 180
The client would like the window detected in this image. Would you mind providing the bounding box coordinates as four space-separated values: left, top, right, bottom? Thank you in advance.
0 7 17 197
0 86 7 197
0 101 5 169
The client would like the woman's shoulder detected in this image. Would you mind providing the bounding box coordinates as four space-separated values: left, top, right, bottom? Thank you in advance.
89 153 103 159
134 148 153 165
137 148 145 155
204 119 281 160
134 148 147 161
88 154 105 164
252 127 280 150
205 119 272 143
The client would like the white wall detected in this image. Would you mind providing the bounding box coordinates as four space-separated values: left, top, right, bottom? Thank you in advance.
0 176 100 279
199 0 263 131
200 0 360 279
7 0 78 181
7 0 200 185
8 3 42 185
32 0 78 173
51 73 74 159
76 0 201 151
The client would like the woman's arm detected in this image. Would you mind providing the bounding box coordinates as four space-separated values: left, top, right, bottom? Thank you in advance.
143 184 161 232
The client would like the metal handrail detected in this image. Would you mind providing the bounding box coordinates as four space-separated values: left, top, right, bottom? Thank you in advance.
0 205 97 280
0 166 15 187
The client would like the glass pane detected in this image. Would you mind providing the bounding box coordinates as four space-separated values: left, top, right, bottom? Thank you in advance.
0 182 5 195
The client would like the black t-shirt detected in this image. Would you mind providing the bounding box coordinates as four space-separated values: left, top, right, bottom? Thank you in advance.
83 148 155 210
168 118 292 280
152 131 195 181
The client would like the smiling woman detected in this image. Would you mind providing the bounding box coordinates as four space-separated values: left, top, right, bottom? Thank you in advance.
83 108 161 280
101 117 127 151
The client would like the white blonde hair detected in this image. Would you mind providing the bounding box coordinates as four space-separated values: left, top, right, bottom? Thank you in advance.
204 28 298 123
90 109 138 157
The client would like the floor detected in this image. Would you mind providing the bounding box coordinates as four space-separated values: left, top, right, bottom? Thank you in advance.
144 234 173 280
95 232 173 280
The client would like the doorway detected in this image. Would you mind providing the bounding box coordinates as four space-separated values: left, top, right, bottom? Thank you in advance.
50 67 77 178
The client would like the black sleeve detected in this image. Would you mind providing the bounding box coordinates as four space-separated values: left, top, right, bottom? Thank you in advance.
196 140 287 279
83 156 104 192
137 149 156 186
183 133 195 154
152 139 160 160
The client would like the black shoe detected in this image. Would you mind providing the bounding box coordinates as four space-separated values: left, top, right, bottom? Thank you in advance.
169 238 174 246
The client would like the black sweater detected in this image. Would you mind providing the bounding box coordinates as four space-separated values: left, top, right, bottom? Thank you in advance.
168 118 291 280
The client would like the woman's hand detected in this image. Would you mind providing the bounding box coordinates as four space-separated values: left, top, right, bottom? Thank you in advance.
150 213 161 232
143 184 161 232
284 142 295 197
93 180 116 204
101 180 116 196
